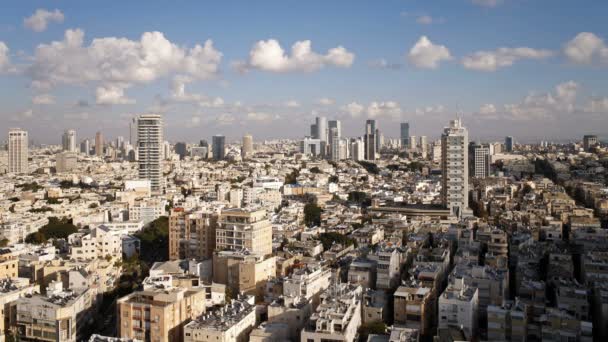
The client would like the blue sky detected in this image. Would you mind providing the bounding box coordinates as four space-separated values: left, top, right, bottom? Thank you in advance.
0 0 607 143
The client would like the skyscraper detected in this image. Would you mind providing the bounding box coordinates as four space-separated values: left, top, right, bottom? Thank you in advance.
505 136 514 153
8 128 28 174
583 135 598 151
328 120 341 139
212 135 226 161
400 123 410 148
329 128 340 161
137 114 163 193
469 142 490 179
174 142 187 160
62 129 77 152
95 131 104 157
441 119 469 217
315 117 328 142
364 120 376 160
129 117 137 146
80 139 90 155
242 134 253 159
419 136 428 155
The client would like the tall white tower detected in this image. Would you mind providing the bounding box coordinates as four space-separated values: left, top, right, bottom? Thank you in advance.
62 129 77 152
137 114 163 193
242 134 253 159
441 119 469 217
8 128 28 174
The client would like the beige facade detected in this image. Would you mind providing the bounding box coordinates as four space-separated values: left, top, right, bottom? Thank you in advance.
169 208 218 260
117 287 206 342
394 285 433 336
216 209 272 256
212 251 276 298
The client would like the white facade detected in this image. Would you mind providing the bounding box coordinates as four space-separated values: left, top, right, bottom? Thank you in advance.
137 114 163 192
62 129 77 152
438 285 479 340
441 119 469 217
283 267 332 301
68 226 123 261
8 128 28 174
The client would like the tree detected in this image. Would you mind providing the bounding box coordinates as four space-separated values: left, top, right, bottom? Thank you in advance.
348 191 371 207
303 203 322 227
357 161 379 175
317 232 356 250
0 239 9 247
358 322 387 341
284 168 300 184
328 175 339 183
134 217 169 264
310 167 322 174
25 232 47 244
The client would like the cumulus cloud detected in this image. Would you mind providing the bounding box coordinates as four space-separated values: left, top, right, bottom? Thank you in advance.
0 42 10 72
479 103 497 115
238 39 355 73
462 47 553 71
284 100 300 108
96 84 135 105
563 32 608 65
247 112 274 122
341 102 365 117
368 58 401 70
171 76 203 102
24 9 64 32
414 105 446 116
367 101 402 119
28 28 222 103
32 94 55 105
407 36 452 69
584 97 608 113
471 0 503 8
216 113 236 125
317 98 335 106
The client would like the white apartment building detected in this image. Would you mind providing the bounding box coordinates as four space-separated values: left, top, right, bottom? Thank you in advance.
184 296 256 342
300 283 363 342
441 118 470 217
216 208 272 256
129 197 166 225
8 128 28 174
283 266 332 301
137 114 163 192
68 226 123 261
438 284 479 340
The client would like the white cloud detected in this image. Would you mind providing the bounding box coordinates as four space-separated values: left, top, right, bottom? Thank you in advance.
200 97 225 108
563 32 608 65
479 103 497 115
239 39 354 73
414 105 446 116
416 15 434 25
24 9 64 32
32 94 55 104
22 109 33 118
584 97 608 113
471 0 503 8
171 76 203 102
368 58 401 70
407 36 452 69
367 101 402 119
190 116 201 126
216 113 236 125
462 47 553 71
247 112 274 122
0 42 10 72
317 98 335 106
95 84 135 105
284 100 300 108
29 29 222 103
341 102 365 117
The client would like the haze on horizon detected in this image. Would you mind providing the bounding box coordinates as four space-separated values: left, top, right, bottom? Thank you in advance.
0 0 607 144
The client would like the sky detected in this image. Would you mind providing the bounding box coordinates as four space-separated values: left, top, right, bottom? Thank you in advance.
0 0 607 144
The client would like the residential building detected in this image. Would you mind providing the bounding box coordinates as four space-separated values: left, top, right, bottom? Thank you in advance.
216 208 272 256
441 118 470 217
183 295 255 342
8 128 28 174
169 208 218 260
137 114 163 192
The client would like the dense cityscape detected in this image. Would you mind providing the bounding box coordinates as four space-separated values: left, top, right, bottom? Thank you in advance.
2 2 608 342
1 113 607 342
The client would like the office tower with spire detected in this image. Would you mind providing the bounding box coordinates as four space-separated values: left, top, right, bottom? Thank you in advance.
212 135 225 161
95 131 104 156
441 118 469 217
137 114 163 193
62 129 77 152
8 128 28 174
364 120 377 160
400 122 410 148
242 134 253 159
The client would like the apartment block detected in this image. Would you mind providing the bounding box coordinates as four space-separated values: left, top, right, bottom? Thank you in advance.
169 208 218 260
216 209 272 256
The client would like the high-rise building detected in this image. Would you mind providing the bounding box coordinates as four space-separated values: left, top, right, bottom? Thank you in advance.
505 136 514 153
95 131 104 156
56 151 77 173
242 134 253 159
61 129 76 152
137 114 163 193
212 135 226 161
441 119 469 217
470 142 490 179
129 117 137 146
8 128 28 174
216 208 272 256
315 117 328 142
419 136 428 155
364 120 376 160
409 136 417 150
80 139 90 155
300 138 322 156
174 142 187 160
329 128 340 161
400 123 410 148
328 120 341 139
583 135 598 151
350 138 365 161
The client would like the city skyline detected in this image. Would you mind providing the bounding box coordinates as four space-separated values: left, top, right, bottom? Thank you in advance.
1 1 608 142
